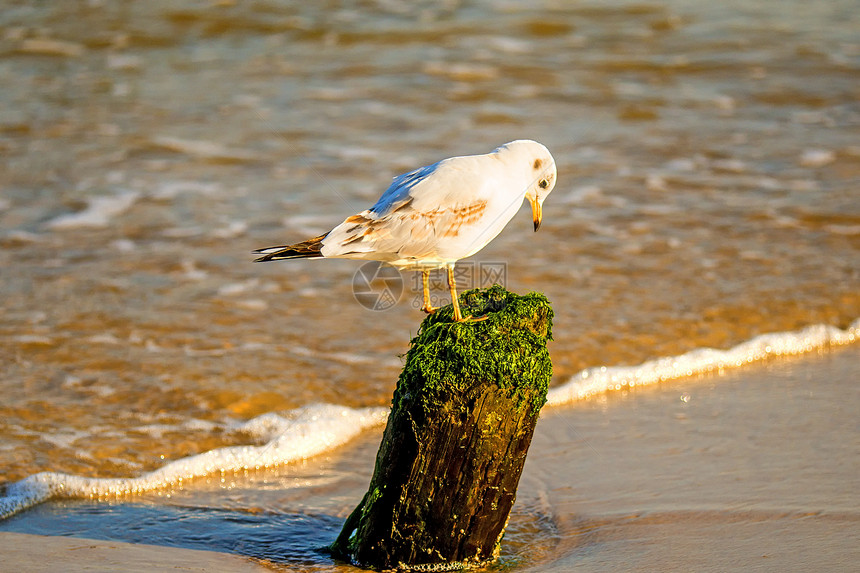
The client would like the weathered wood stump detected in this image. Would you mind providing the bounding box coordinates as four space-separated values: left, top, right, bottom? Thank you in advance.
330 285 553 570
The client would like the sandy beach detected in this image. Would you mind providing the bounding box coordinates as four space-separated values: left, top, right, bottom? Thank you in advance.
517 345 860 571
0 531 270 573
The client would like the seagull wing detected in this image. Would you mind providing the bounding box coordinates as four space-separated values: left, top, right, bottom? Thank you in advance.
368 161 442 216
322 155 495 262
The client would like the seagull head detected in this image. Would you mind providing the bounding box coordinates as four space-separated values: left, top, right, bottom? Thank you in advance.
500 140 557 232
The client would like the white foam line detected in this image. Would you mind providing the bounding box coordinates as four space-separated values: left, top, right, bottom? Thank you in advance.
1 318 857 521
0 404 388 520
546 318 859 406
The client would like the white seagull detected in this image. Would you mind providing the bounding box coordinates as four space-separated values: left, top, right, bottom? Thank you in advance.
254 140 557 322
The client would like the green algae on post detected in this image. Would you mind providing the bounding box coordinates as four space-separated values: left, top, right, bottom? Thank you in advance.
330 285 553 570
396 284 553 418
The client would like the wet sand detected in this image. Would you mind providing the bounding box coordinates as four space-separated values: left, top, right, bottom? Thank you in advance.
515 345 860 571
0 531 270 573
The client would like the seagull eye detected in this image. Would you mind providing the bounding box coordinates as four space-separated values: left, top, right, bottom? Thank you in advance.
539 179 549 189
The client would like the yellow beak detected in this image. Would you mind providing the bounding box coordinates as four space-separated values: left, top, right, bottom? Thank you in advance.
531 198 542 232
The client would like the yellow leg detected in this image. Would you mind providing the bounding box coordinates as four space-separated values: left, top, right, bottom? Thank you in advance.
420 270 436 314
447 265 464 321
447 265 488 323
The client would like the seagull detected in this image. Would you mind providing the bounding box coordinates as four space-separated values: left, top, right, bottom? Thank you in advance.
254 140 557 322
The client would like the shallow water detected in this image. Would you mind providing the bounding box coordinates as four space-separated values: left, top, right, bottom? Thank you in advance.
1 0 858 570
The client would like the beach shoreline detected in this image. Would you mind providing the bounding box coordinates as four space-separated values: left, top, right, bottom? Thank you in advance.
3 346 857 572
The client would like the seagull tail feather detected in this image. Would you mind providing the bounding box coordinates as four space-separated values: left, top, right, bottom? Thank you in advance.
253 233 327 262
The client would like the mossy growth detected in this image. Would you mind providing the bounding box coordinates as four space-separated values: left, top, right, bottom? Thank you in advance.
394 284 553 418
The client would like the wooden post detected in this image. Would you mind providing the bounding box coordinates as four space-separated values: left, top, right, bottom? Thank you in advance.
330 285 553 570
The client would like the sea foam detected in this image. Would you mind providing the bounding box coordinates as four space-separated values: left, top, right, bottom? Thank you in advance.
0 319 857 520
0 404 388 520
546 318 859 406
